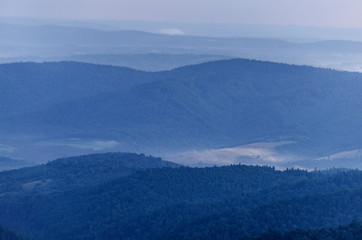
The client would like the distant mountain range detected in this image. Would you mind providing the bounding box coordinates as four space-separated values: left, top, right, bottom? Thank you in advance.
1 22 362 72
0 152 361 240
3 18 362 41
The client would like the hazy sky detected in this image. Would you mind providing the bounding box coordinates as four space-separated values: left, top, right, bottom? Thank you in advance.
1 0 362 28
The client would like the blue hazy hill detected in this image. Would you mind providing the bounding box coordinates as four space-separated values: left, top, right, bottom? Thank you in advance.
1 59 362 162
2 23 362 72
0 152 178 195
2 59 362 159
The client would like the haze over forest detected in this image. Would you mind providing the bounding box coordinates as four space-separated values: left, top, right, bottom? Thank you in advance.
1 1 362 239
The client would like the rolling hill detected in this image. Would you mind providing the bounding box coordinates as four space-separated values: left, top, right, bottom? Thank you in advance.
241 221 362 240
2 59 362 166
0 159 361 240
0 152 178 195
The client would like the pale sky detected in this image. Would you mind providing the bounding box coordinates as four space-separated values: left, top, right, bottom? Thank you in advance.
1 0 362 28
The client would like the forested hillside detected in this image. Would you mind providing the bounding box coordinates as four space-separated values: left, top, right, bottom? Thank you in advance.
0 158 361 240
2 59 362 165
0 62 151 118
0 152 178 194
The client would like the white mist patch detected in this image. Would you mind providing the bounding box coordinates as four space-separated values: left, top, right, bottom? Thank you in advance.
0 144 16 153
166 141 295 166
159 28 185 35
37 139 120 151
316 149 362 161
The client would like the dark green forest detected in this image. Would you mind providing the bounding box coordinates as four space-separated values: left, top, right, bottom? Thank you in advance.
0 153 362 240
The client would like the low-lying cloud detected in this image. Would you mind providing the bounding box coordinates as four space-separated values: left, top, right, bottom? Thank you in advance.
159 28 185 35
0 144 16 153
166 141 295 167
37 139 120 151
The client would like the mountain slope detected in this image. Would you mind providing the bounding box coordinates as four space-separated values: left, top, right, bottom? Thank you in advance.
0 61 153 118
2 59 362 163
12 60 362 151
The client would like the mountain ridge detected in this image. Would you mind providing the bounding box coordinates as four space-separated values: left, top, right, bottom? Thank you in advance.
2 22 362 72
2 59 362 166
